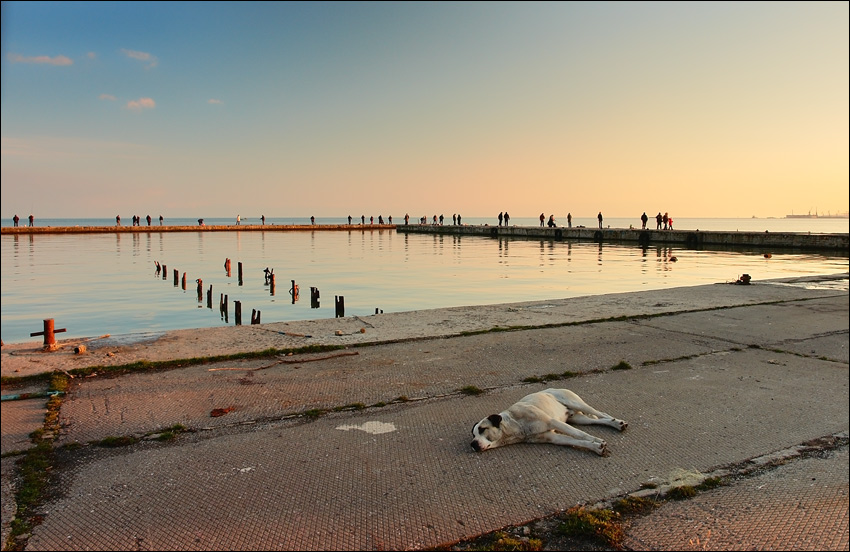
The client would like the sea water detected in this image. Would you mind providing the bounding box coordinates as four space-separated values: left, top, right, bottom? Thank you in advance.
1 217 847 344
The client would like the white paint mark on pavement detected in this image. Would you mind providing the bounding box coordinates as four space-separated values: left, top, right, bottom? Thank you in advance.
336 421 397 434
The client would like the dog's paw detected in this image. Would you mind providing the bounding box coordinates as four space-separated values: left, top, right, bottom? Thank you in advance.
595 441 608 456
617 419 628 431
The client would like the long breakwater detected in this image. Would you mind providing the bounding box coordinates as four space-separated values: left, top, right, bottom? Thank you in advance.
3 223 847 251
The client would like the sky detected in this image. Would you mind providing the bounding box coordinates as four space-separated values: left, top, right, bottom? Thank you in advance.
1 1 848 220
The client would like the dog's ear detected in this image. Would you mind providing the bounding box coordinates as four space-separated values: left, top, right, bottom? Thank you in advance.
487 414 502 427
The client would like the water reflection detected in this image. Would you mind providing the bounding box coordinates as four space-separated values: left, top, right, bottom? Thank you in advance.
1 231 846 344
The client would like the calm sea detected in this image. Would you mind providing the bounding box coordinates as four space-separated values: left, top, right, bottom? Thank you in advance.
2 217 847 345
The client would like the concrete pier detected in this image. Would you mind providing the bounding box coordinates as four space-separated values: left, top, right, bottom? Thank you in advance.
397 224 849 251
3 223 847 251
0 224 395 235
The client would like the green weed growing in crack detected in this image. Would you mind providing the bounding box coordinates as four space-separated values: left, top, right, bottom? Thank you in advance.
459 385 484 396
556 506 624 549
6 373 69 549
613 495 658 516
641 353 702 367
333 402 367 412
96 435 139 448
695 476 723 491
436 530 543 551
148 424 188 441
611 361 632 371
667 485 698 500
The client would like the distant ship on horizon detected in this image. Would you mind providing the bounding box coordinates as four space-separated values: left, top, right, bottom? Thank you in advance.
785 209 849 219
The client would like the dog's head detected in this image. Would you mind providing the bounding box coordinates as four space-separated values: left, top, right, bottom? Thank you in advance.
470 414 504 452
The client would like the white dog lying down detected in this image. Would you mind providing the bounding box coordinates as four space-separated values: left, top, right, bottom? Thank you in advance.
470 388 627 456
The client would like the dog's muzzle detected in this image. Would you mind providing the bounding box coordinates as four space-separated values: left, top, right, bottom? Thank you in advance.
471 440 484 452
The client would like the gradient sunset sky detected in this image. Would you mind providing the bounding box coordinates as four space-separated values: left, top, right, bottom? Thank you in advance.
1 1 848 220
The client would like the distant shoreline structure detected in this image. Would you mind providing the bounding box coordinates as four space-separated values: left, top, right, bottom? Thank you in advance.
786 210 850 219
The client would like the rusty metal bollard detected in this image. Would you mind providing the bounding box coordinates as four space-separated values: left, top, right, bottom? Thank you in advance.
30 318 67 347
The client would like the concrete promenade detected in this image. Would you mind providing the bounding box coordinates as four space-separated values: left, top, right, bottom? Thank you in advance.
1 273 848 550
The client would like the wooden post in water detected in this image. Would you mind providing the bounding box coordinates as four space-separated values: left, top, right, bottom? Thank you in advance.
173 269 179 286
311 287 320 308
182 272 187 290
251 309 260 324
238 262 243 285
234 301 242 325
162 264 167 280
196 279 203 302
335 296 345 318
269 273 275 295
207 285 213 308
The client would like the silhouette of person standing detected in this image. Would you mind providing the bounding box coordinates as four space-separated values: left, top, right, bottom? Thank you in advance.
504 212 510 226
116 215 121 226
29 214 34 227
567 213 572 228
159 215 163 225
641 212 648 229
656 212 663 229
498 212 503 227
146 214 152 226
13 214 19 227
598 212 603 229
540 213 545 227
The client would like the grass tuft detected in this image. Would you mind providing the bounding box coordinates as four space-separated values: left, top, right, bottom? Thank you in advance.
556 506 624 548
96 435 139 448
613 495 658 516
667 485 697 500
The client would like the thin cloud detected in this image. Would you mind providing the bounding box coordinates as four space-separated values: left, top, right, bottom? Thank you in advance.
87 52 97 60
1 136 154 160
7 53 73 66
208 99 223 105
99 94 117 101
121 48 158 68
126 97 156 111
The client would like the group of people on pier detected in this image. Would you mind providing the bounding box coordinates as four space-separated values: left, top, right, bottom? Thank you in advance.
117 215 163 226
642 212 673 230
11 214 34 227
